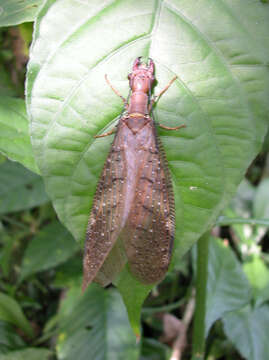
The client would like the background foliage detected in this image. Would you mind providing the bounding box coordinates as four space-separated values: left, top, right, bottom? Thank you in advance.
0 0 269 359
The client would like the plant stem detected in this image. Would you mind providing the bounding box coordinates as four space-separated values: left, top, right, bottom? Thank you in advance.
191 231 210 360
142 297 185 315
216 216 269 227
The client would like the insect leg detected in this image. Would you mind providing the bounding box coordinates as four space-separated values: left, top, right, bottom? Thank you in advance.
105 74 128 108
153 76 177 102
94 128 116 138
159 123 186 131
149 76 186 131
148 76 178 113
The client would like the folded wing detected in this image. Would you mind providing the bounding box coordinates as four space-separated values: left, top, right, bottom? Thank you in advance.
82 124 128 289
123 124 175 284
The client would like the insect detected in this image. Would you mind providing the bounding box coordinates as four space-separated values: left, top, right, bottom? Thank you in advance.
82 57 185 290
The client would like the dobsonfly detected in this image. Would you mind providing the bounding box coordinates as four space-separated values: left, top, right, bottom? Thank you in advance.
82 57 185 290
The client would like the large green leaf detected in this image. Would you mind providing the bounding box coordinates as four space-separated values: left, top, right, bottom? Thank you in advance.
56 284 139 360
0 0 43 27
222 305 269 360
0 293 33 338
205 238 251 334
20 221 79 281
0 161 48 215
0 97 38 174
26 0 269 323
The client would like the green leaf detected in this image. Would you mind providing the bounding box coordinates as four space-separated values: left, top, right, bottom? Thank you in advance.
243 255 269 306
26 0 269 323
20 221 79 281
0 321 25 354
0 97 38 174
0 293 33 338
0 348 52 360
205 238 251 334
253 178 269 219
56 284 139 360
0 0 43 27
0 161 49 215
222 305 269 360
117 266 152 338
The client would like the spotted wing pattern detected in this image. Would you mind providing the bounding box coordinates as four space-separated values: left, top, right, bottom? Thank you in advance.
123 123 175 284
82 122 128 290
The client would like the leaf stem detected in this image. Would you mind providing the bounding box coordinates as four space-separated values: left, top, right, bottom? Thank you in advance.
216 216 269 227
191 231 210 360
142 298 185 315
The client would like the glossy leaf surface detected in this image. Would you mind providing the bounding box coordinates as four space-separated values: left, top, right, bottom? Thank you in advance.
27 0 269 257
26 0 269 328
